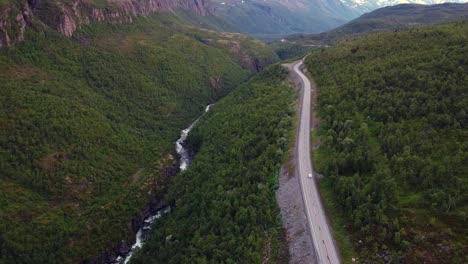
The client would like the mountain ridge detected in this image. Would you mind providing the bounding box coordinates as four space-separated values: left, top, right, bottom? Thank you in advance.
286 2 468 45
0 0 211 47
209 0 359 38
341 0 468 14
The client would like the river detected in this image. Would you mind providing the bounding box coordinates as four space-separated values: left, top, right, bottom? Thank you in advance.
113 104 214 264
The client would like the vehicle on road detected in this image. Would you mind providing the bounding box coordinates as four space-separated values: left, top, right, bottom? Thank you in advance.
290 60 340 264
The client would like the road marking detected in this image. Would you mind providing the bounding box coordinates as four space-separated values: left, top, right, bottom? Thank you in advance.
292 60 340 264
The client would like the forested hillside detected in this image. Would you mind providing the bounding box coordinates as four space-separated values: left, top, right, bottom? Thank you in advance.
0 12 278 263
130 65 294 263
306 21 467 263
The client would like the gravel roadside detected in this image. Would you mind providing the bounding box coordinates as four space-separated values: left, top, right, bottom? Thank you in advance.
275 61 317 264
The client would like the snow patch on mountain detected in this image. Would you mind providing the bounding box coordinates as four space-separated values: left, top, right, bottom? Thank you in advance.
341 0 468 13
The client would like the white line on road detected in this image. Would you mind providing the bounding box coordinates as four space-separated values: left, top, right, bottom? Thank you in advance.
291 60 340 264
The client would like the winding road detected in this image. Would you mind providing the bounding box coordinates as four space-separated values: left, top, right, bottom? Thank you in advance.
289 60 340 264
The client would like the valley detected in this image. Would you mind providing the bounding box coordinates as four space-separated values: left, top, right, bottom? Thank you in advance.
0 0 467 263
0 4 278 263
210 0 358 38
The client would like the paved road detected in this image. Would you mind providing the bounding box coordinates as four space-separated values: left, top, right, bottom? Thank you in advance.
290 60 340 264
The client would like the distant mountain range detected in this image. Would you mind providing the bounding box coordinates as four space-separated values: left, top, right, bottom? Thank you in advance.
286 2 468 44
211 0 359 38
210 0 467 38
341 0 468 14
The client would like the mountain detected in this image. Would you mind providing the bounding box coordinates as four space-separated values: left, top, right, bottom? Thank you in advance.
210 0 359 39
204 0 468 39
286 3 468 44
0 1 279 263
341 0 468 14
0 0 215 48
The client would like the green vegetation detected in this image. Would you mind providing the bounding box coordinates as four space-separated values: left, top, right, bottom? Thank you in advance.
131 65 294 263
307 21 467 263
318 177 356 263
0 11 279 263
270 41 311 60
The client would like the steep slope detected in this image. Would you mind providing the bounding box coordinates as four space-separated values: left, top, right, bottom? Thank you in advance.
0 0 211 47
131 65 294 264
210 0 359 38
287 3 468 45
0 6 279 264
306 21 467 263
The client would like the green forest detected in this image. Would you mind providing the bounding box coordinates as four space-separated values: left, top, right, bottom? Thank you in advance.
306 21 467 263
1 0 467 262
130 65 294 263
0 12 278 263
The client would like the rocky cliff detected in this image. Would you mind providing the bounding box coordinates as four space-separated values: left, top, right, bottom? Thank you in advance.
0 4 32 47
0 0 210 47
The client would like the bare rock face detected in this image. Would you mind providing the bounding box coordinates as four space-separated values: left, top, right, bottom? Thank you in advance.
0 0 210 47
0 9 12 47
0 5 32 48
